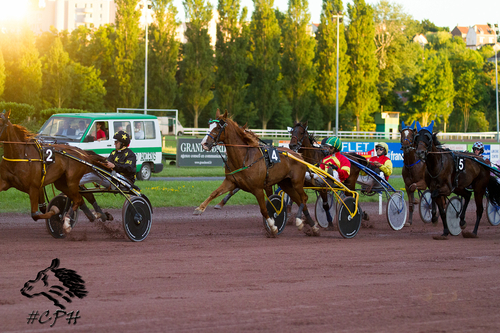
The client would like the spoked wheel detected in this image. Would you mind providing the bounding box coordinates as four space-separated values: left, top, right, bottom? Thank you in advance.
263 194 287 235
337 197 361 239
122 196 153 242
419 190 433 224
45 194 79 239
446 196 463 236
387 192 407 231
486 199 500 226
314 192 336 228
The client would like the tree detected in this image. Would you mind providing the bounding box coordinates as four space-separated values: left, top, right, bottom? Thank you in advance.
147 0 180 110
178 0 214 128
69 63 107 112
215 0 250 121
248 0 285 129
89 24 118 111
345 0 379 131
282 0 317 123
455 70 477 132
0 50 5 99
406 50 455 127
41 38 72 109
114 0 143 109
315 0 349 131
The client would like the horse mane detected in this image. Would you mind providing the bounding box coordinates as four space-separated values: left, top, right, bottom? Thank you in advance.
227 118 260 147
12 124 36 142
432 132 442 146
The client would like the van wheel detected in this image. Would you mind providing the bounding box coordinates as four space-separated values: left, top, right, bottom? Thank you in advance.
177 131 183 136
137 163 152 181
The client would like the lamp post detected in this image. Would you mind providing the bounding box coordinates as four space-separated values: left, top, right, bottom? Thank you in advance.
143 0 150 115
332 12 343 136
496 23 499 142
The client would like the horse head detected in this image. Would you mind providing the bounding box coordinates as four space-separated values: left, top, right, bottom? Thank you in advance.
0 110 12 140
400 120 416 152
201 109 228 151
414 121 435 161
288 121 308 152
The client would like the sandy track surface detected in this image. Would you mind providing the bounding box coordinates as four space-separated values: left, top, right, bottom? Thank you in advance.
2 201 500 332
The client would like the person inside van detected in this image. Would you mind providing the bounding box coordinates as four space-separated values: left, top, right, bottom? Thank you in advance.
134 122 145 140
57 120 76 136
96 122 106 141
75 120 88 137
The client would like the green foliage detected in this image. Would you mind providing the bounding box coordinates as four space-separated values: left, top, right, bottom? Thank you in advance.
345 0 379 131
0 102 36 123
41 37 72 109
114 0 144 110
248 0 285 129
315 0 349 131
147 0 180 110
39 108 87 122
215 0 250 123
178 0 215 128
0 50 5 98
282 0 317 124
69 63 106 111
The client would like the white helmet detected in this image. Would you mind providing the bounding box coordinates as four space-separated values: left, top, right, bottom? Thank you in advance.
472 141 484 153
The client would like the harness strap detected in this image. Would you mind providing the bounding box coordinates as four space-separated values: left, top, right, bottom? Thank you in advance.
404 159 421 168
2 139 47 188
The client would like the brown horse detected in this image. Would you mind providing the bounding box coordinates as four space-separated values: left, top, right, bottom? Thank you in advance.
414 121 500 238
196 110 318 237
0 111 108 233
400 121 430 225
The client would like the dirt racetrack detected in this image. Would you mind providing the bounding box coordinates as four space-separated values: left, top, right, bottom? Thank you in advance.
2 201 500 332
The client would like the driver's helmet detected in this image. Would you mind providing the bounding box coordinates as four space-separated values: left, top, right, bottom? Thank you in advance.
113 130 131 147
325 136 342 151
375 142 389 155
472 141 484 154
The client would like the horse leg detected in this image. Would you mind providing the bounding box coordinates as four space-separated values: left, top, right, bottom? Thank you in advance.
459 191 471 230
214 188 240 210
319 190 334 227
38 189 47 214
81 191 113 222
252 189 278 236
433 195 449 239
29 187 59 221
469 190 485 237
406 186 414 226
280 180 319 236
194 179 236 215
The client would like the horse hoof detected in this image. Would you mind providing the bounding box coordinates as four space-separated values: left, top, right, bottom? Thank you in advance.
432 235 448 240
296 218 304 231
50 206 60 215
105 212 113 221
460 222 467 230
404 222 411 227
462 231 478 238
362 212 369 221
214 205 222 210
193 208 204 215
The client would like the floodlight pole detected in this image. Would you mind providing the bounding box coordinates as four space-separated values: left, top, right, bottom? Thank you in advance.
144 0 149 115
332 12 343 136
496 46 499 143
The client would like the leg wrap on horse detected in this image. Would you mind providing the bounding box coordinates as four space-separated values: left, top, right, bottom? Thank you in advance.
295 203 305 230
38 203 47 214
92 202 107 221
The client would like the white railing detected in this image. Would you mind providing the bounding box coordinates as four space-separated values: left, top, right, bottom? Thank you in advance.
183 128 500 141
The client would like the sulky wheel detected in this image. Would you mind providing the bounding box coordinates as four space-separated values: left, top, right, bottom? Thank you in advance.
45 194 78 239
418 190 433 224
387 192 407 231
122 196 153 242
263 194 287 235
445 196 463 236
314 192 336 228
337 197 361 239
486 199 500 226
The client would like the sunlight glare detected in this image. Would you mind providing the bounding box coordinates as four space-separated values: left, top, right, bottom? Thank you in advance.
0 0 30 22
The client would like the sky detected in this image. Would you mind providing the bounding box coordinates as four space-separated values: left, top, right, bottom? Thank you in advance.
173 0 500 31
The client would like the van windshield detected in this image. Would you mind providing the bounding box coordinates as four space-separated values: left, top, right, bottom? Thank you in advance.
38 117 90 142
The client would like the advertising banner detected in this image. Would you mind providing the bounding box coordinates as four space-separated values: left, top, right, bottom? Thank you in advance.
176 138 226 167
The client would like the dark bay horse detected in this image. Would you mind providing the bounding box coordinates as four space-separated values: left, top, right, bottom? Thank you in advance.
0 111 108 233
400 121 431 225
414 121 500 238
197 110 318 237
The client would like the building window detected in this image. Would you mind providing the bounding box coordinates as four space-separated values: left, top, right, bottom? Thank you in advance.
75 3 77 7
100 4 103 8
480 37 484 43
91 3 93 8
100 14 102 19
90 14 92 18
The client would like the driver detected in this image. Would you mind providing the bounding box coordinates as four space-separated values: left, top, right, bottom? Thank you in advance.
358 142 393 192
306 136 350 186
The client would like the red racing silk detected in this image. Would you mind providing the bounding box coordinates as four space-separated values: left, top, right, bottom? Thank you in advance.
320 152 351 182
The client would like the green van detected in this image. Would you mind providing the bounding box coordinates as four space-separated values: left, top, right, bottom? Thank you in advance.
37 113 163 180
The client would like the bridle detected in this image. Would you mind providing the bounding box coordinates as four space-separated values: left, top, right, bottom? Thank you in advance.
400 128 415 152
288 123 309 152
414 129 434 161
204 118 227 150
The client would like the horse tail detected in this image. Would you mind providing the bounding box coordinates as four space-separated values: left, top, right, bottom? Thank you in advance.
487 176 500 207
85 151 108 165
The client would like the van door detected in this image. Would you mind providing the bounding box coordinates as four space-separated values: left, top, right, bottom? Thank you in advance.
80 120 114 155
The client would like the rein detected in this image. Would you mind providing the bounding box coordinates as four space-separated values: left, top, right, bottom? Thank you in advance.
1 139 48 188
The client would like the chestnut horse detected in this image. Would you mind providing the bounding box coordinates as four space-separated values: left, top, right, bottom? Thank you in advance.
400 121 431 225
414 121 500 238
0 111 107 233
197 110 318 237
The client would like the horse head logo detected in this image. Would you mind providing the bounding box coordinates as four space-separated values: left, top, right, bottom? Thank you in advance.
20 258 87 310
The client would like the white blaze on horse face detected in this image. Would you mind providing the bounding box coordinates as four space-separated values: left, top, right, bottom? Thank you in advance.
201 122 219 151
